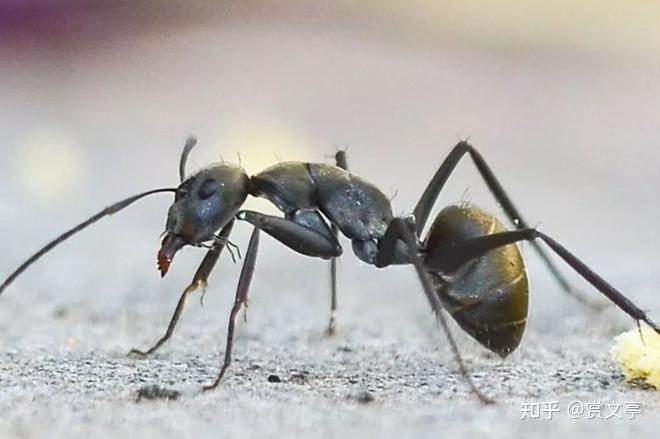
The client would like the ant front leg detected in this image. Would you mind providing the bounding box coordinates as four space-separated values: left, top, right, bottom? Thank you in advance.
414 141 599 308
204 227 260 391
237 208 343 334
237 210 342 259
204 209 342 390
327 149 349 335
129 220 236 358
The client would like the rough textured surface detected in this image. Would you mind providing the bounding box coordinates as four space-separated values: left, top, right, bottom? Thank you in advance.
1 257 658 438
2 4 660 438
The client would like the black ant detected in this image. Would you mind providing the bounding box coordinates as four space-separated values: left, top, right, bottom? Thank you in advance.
1 137 658 404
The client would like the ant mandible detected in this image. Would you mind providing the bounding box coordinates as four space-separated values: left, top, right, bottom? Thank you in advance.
1 137 658 404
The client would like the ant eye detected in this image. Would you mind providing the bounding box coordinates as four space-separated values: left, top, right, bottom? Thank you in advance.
198 178 219 200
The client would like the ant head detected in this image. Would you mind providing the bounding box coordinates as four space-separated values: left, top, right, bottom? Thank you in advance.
158 163 249 276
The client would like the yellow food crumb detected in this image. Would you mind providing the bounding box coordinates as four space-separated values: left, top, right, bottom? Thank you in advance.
610 327 660 389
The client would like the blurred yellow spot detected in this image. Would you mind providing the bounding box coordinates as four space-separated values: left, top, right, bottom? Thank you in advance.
217 115 311 173
16 126 86 202
212 114 316 214
66 336 78 351
611 327 660 389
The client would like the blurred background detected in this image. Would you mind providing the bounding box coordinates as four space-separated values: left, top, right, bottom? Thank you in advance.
1 0 659 349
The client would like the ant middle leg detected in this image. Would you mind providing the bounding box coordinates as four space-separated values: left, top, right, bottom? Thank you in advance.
129 220 235 358
327 149 349 335
413 140 600 307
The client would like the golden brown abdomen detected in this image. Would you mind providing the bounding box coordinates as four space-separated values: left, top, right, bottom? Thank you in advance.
423 204 529 357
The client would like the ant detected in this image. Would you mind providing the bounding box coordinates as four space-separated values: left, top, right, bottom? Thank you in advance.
1 137 658 404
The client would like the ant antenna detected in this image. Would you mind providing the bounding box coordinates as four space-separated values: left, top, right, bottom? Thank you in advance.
0 187 178 295
179 136 198 183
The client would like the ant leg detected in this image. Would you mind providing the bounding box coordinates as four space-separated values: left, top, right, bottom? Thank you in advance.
413 140 597 307
237 210 342 259
327 150 349 335
128 220 235 358
204 227 260 391
425 229 660 333
377 217 495 404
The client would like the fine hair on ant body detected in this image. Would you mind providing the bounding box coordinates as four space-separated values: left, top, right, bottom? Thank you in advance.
1 137 658 404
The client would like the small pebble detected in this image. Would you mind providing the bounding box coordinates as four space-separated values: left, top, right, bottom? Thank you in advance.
135 385 181 402
268 374 282 383
349 390 375 404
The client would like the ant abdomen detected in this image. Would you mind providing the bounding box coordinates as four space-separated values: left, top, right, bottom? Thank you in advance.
424 205 529 357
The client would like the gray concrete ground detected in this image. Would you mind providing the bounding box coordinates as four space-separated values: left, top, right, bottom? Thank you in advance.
1 261 659 438
1 3 660 438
